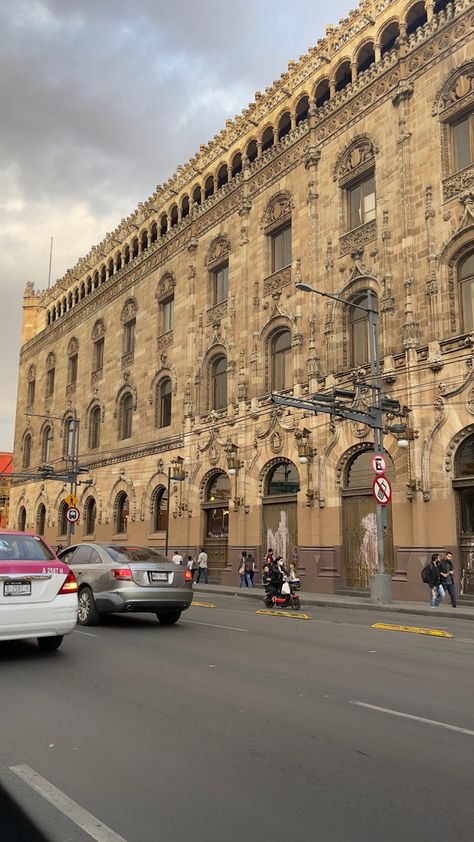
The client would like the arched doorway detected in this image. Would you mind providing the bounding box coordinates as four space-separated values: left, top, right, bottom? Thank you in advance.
453 435 474 595
203 472 230 576
341 450 394 589
262 460 300 566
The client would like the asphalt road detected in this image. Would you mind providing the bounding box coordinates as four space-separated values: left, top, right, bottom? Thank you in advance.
1 595 473 842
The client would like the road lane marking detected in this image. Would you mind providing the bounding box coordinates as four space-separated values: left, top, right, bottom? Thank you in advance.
73 629 97 637
183 620 248 632
256 609 311 620
371 623 454 638
192 601 217 609
10 764 127 841
349 702 474 737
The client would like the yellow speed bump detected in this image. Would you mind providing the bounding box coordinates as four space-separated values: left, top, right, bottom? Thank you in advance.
372 623 454 638
192 601 217 609
256 609 311 620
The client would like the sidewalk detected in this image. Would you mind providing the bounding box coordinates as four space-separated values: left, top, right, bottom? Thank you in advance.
193 582 474 622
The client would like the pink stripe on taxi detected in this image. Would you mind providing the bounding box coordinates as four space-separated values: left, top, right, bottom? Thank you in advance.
0 563 69 575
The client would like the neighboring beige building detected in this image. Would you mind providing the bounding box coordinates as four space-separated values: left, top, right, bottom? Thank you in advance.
10 0 474 601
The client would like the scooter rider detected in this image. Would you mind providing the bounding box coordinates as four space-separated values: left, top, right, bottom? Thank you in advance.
262 561 282 600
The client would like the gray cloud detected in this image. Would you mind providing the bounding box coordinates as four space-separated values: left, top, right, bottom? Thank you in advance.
0 0 350 449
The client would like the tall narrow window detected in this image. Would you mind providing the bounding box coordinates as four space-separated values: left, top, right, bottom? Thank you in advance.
213 263 228 304
120 393 133 440
348 174 376 230
58 501 68 536
37 504 46 536
157 379 172 429
115 492 129 534
124 318 136 355
350 293 371 366
90 406 101 450
23 434 32 469
84 497 97 535
65 418 77 458
27 374 36 408
46 362 55 398
271 330 292 391
460 252 474 333
153 487 168 532
42 426 53 463
212 356 227 410
94 337 104 372
68 353 78 385
161 296 174 333
452 113 474 173
272 225 292 272
18 506 27 531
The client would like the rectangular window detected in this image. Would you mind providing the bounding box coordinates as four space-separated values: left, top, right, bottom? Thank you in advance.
68 354 78 385
94 338 104 371
213 264 229 304
27 379 35 407
272 225 292 272
161 296 174 333
348 174 376 230
453 114 474 172
46 368 55 397
124 319 136 354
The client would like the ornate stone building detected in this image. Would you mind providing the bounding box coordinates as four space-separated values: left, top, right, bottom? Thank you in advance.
10 0 474 600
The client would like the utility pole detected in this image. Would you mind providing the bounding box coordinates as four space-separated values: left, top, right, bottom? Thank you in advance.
272 282 400 605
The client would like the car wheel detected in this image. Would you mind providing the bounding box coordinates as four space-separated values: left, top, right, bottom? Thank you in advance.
38 635 63 651
78 586 101 626
156 611 181 625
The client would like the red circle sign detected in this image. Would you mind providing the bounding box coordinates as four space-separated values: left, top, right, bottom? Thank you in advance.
372 454 386 475
372 476 392 506
65 506 80 524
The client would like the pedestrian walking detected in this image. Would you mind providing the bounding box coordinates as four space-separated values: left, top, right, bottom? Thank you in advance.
238 551 253 588
172 550 183 566
439 551 457 608
195 548 208 584
265 548 274 567
422 553 445 607
192 553 199 581
186 555 195 577
249 554 257 585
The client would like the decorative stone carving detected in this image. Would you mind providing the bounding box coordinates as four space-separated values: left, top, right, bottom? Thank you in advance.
207 301 228 324
156 272 175 301
157 330 174 351
121 352 134 369
334 135 377 184
121 298 137 322
91 319 106 340
339 219 377 257
263 266 292 296
205 235 231 268
261 191 293 232
443 165 474 202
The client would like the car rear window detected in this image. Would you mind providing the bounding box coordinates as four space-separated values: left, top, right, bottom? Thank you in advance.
0 536 55 561
106 546 169 564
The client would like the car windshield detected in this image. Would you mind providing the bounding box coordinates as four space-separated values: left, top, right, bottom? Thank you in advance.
105 546 169 564
0 535 55 561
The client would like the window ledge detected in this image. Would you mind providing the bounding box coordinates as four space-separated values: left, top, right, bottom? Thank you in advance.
157 330 174 351
263 266 291 296
339 218 376 256
122 351 134 368
442 164 474 202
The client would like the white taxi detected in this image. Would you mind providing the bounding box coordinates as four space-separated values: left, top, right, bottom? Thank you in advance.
0 532 78 651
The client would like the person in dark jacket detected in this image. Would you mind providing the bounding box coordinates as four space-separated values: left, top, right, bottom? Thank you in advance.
439 551 457 608
425 553 445 607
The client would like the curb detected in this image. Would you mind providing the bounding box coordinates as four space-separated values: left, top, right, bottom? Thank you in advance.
193 586 474 622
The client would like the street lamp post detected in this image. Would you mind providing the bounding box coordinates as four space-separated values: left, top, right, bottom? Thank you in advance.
295 282 392 604
164 457 186 557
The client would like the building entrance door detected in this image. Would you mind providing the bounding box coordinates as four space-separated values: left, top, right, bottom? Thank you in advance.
453 435 474 596
342 450 394 589
202 472 230 578
262 461 300 566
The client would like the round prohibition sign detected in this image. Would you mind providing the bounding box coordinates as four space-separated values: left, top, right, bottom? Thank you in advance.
372 476 392 506
65 506 80 524
372 454 387 475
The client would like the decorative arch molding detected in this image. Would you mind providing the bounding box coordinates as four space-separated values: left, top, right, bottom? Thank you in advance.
336 442 374 488
201 342 229 372
258 457 299 498
421 397 447 502
27 364 36 380
79 485 103 526
333 133 378 184
34 490 50 527
432 61 474 118
52 489 69 516
92 318 106 340
155 271 176 301
85 398 105 428
46 351 56 369
108 476 136 524
260 190 294 232
198 467 228 503
205 234 231 268
445 422 474 477
113 383 138 418
67 336 79 355
375 15 401 47
441 229 474 334
140 470 168 522
149 365 178 403
121 297 137 323
14 494 27 527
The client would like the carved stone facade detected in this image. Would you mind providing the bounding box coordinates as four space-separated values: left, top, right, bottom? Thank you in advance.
10 0 474 601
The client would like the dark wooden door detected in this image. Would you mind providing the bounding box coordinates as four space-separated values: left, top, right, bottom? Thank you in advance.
342 493 394 588
262 501 298 567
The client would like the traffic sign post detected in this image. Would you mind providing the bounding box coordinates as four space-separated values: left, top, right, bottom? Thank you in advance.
371 454 386 475
65 506 80 524
65 493 78 508
372 475 392 506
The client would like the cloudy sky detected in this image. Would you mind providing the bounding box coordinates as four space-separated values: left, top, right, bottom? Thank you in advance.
0 0 351 452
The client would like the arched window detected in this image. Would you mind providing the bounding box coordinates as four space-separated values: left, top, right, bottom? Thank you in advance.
68 291 73 307
108 258 114 278
86 277 92 294
349 292 372 366
217 164 228 189
262 126 274 152
80 282 85 299
204 473 230 538
315 79 330 108
74 287 79 303
192 186 202 206
357 42 375 75
266 462 300 496
124 245 130 265
335 61 352 93
18 506 27 532
84 496 97 535
153 487 168 532
42 426 53 463
380 22 400 57
231 153 242 177
119 393 133 440
58 501 68 536
181 195 190 219
93 272 99 289
295 95 309 124
271 329 292 391
132 238 139 259
100 265 106 284
141 230 148 251
406 2 428 37
205 176 214 199
170 205 179 227
116 252 122 271
36 503 46 536
89 405 101 450
157 378 172 429
151 222 158 243
246 139 258 163
278 112 291 141
212 356 227 410
64 417 77 458
23 433 32 469
160 214 168 236
459 251 474 333
115 492 129 534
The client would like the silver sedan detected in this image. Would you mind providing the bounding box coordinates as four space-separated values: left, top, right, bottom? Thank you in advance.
58 544 192 626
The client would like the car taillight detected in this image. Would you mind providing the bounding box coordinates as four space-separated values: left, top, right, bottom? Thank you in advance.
112 567 132 580
184 570 193 582
58 570 78 594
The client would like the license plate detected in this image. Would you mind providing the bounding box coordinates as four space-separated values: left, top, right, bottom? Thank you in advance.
4 581 31 597
150 572 168 582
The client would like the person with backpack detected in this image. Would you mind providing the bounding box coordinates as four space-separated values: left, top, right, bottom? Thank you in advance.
238 551 253 588
421 553 445 607
439 551 457 608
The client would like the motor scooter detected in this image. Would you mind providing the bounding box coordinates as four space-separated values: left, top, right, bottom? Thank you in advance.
263 575 301 611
